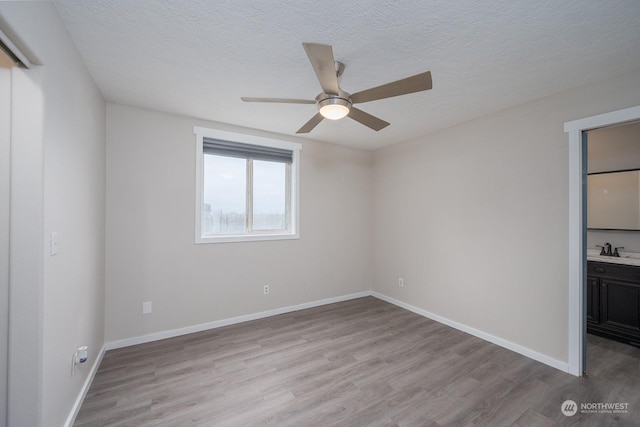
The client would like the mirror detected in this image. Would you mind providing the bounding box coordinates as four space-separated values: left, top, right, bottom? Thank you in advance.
587 169 640 230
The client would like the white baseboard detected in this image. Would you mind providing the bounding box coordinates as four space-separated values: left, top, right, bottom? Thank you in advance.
64 343 106 427
105 290 569 373
371 291 570 374
106 291 371 351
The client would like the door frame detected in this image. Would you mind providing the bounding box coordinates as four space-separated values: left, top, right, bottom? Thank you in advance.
0 64 10 427
565 104 640 376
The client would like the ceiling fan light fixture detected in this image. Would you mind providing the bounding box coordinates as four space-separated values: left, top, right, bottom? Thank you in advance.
318 97 351 120
241 43 433 133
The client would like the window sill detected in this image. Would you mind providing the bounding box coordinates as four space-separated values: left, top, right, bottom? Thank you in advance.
195 232 299 245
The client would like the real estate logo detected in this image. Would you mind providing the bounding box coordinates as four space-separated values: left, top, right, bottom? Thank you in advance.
561 400 630 416
561 400 578 416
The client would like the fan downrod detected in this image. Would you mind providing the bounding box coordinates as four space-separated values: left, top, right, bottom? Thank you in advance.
335 61 345 79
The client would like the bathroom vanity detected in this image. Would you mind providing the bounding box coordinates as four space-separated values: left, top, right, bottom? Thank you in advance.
587 257 640 347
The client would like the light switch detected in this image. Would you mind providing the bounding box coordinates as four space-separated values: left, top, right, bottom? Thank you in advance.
50 232 58 255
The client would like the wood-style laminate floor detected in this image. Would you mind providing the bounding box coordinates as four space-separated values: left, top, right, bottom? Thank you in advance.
74 297 640 426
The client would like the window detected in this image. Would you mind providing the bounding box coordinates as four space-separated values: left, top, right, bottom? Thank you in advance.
194 127 301 243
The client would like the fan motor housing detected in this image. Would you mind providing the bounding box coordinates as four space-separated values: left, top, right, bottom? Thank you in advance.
316 92 352 120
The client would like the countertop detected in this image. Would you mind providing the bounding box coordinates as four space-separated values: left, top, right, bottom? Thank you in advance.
587 248 640 267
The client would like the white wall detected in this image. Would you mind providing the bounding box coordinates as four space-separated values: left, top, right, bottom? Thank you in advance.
588 121 640 173
586 121 640 252
373 69 640 365
0 2 106 426
105 104 372 342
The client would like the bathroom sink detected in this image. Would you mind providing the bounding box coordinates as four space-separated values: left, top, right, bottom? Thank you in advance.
587 251 640 266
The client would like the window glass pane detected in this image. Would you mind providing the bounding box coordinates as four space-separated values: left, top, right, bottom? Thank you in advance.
253 160 286 230
203 154 246 235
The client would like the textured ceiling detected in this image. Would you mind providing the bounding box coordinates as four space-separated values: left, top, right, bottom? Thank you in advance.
52 0 640 150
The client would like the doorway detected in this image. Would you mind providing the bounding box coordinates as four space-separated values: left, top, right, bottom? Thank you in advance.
565 105 640 376
1 47 13 426
584 121 640 372
1 32 33 424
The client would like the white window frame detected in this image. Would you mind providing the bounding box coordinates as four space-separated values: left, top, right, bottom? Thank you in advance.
194 126 301 244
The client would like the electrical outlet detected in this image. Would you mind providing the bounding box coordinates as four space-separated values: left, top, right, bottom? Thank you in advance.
263 285 270 295
50 232 59 255
399 277 404 287
142 301 152 315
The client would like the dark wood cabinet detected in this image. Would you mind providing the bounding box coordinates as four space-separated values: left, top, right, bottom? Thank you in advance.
586 275 600 324
587 261 640 347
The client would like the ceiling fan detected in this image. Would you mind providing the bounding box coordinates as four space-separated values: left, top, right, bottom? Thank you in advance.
241 43 433 134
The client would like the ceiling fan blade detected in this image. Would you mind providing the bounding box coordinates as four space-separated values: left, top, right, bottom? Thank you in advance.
350 71 432 104
302 43 340 95
347 107 391 132
296 113 324 134
241 97 316 104
347 107 390 131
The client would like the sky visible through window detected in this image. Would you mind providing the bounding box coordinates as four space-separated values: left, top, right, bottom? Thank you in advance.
203 154 286 234
253 160 286 230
